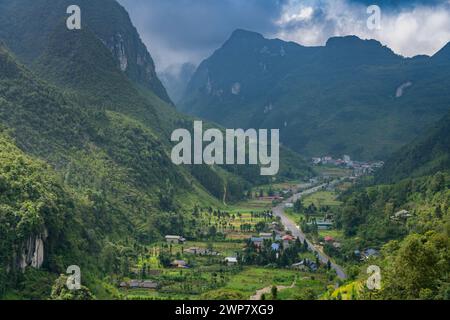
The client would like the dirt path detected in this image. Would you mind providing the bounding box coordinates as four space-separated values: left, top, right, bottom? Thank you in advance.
249 280 296 300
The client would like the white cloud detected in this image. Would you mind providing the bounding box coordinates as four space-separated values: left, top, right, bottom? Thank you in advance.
120 0 450 72
277 6 314 25
273 0 450 57
379 7 450 57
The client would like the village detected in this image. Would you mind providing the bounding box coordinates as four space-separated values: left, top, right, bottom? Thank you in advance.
116 193 335 299
116 169 389 300
311 155 384 177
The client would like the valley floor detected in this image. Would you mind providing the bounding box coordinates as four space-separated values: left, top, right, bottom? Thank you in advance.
116 177 351 300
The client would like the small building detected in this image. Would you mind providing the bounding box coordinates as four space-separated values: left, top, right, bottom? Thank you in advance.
315 221 334 230
141 280 158 289
171 260 188 268
224 257 238 266
250 237 264 247
165 235 186 244
259 233 273 240
269 222 282 232
185 247 219 256
120 280 158 289
332 242 342 249
282 235 294 249
324 236 334 243
129 280 141 288
282 235 294 242
271 243 280 252
284 202 294 209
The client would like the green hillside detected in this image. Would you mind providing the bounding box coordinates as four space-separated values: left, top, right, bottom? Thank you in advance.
0 0 314 298
377 111 450 183
334 112 450 300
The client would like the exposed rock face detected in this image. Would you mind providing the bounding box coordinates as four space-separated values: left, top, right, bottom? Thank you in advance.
396 81 413 98
19 229 48 271
109 33 128 72
88 5 172 103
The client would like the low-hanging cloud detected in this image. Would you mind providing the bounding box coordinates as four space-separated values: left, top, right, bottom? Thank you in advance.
118 0 450 72
118 0 284 71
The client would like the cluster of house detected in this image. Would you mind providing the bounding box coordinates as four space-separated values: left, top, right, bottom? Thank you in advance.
248 227 322 272
249 228 296 251
311 155 384 176
164 234 238 267
119 280 158 289
184 247 219 256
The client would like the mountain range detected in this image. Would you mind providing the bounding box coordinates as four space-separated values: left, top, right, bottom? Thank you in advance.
181 29 450 160
0 0 449 301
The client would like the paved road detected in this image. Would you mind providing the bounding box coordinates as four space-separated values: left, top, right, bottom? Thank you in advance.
273 183 347 280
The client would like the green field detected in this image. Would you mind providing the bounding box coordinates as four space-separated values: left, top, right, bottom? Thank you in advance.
318 229 344 240
120 266 328 300
314 166 352 178
302 191 342 208
116 194 335 301
230 199 273 211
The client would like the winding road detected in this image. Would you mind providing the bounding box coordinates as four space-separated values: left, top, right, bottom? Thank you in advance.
273 182 347 280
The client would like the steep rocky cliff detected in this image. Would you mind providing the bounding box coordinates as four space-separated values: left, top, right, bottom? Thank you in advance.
0 0 171 103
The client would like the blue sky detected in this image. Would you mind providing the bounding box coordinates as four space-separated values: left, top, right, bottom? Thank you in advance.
118 0 450 72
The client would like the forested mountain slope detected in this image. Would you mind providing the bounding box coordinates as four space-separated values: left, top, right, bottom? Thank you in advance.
377 111 450 183
0 0 313 298
335 112 450 300
181 29 450 160
0 0 171 103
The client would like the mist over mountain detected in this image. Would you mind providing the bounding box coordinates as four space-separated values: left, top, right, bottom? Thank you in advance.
181 29 450 160
159 63 197 103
